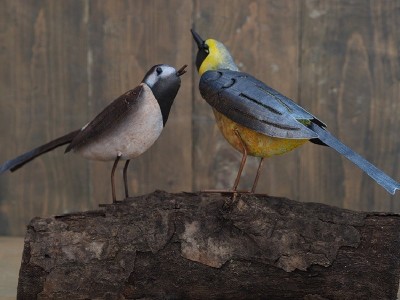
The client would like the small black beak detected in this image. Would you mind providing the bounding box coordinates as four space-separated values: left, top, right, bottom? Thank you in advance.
191 29 205 49
176 64 188 77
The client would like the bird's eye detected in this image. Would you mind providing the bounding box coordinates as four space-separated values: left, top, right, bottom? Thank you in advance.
203 44 209 54
156 67 163 75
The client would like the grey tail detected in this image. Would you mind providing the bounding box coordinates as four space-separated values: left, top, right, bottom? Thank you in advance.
310 123 400 195
0 129 80 174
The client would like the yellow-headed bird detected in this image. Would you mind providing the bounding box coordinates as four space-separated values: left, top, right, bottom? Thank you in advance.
191 29 400 195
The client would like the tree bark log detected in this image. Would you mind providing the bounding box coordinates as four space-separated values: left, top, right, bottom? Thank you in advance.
17 191 400 299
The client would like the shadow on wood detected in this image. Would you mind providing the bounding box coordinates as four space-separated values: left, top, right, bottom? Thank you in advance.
17 191 400 299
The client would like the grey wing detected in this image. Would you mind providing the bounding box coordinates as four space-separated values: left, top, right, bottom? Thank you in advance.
66 85 144 152
255 83 326 128
199 70 324 139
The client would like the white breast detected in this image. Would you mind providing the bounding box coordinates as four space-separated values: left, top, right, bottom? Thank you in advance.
77 84 164 161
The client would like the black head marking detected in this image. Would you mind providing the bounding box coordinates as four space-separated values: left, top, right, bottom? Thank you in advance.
191 29 209 71
142 64 186 126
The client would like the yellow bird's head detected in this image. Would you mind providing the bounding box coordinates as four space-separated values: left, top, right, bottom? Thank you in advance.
191 29 239 76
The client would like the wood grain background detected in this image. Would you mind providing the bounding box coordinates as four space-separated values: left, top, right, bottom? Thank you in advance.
0 0 399 236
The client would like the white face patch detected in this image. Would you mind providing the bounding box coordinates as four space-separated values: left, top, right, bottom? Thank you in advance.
143 65 176 88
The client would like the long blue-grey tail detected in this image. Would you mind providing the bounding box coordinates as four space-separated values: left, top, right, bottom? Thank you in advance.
0 129 80 174
310 123 400 195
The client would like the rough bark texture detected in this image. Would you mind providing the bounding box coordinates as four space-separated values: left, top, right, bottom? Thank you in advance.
17 191 400 299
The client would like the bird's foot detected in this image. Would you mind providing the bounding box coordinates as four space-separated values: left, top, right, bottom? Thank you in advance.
98 199 122 207
200 189 252 194
200 189 252 207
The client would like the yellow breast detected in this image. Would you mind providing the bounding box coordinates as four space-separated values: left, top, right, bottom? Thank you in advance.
213 110 309 157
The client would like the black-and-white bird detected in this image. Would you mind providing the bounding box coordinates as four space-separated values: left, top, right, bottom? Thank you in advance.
0 64 187 202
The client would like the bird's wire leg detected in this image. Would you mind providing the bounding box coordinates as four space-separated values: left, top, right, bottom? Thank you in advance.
232 129 248 192
123 159 131 199
201 128 250 197
230 129 249 202
251 157 265 193
111 154 122 203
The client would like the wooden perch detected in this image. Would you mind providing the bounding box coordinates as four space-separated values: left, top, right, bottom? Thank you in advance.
17 191 400 299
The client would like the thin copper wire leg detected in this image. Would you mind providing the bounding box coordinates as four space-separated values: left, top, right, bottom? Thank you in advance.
123 159 131 199
251 157 265 193
230 129 249 202
232 129 248 192
111 154 122 203
201 128 249 196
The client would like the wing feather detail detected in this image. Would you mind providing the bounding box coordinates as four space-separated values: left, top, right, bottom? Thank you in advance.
66 85 144 152
199 70 324 139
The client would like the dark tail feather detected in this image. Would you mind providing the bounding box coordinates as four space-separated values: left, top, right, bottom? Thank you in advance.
310 123 400 195
0 129 80 174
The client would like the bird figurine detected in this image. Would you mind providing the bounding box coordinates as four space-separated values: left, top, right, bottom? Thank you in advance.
191 29 400 195
0 64 187 202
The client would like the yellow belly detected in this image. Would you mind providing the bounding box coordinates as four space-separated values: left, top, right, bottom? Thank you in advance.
213 110 308 157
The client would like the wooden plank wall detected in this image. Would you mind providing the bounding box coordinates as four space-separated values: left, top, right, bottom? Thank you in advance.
0 0 399 236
